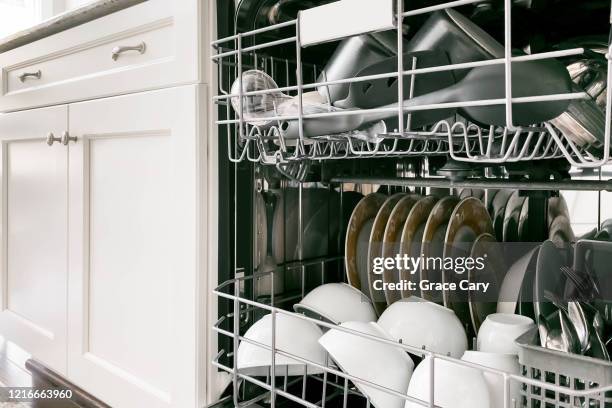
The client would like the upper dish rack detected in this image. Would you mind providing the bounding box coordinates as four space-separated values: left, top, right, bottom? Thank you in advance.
211 0 612 168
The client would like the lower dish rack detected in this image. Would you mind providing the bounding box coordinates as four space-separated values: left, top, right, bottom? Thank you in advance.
211 264 612 408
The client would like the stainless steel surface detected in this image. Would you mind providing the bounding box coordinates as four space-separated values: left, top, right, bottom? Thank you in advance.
317 33 396 103
404 8 504 78
568 302 590 354
333 51 457 128
111 42 146 61
552 59 608 149
61 132 77 145
46 132 61 146
559 307 580 354
0 0 147 54
18 70 41 82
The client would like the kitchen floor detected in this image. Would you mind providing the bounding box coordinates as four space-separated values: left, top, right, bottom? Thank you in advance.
0 338 107 408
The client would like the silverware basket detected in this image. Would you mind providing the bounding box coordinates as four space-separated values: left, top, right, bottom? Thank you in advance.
516 329 612 408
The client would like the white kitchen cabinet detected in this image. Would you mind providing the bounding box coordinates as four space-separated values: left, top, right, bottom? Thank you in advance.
0 85 207 408
66 86 205 408
0 105 69 375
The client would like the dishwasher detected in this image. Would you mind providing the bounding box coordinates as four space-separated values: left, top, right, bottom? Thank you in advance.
210 0 612 407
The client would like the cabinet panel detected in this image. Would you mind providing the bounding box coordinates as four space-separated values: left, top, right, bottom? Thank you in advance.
87 133 172 394
0 106 68 374
67 86 200 408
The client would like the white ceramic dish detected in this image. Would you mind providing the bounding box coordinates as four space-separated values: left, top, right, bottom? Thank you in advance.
293 283 377 325
477 313 535 355
319 321 414 408
377 297 468 358
497 247 539 314
237 313 326 376
461 351 520 408
405 356 490 408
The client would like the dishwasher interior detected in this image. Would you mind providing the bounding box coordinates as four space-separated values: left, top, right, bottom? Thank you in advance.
212 0 612 407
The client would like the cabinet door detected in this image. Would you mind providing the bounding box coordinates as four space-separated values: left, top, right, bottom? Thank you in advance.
0 106 68 374
67 86 201 408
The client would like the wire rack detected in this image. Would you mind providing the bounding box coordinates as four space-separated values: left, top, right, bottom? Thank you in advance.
211 0 612 168
212 262 612 408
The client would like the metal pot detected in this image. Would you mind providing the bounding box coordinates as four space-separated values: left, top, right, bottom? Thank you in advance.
316 31 400 104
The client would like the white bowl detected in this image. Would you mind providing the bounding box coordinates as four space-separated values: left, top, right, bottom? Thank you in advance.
237 313 326 376
477 313 535 355
406 357 490 408
377 297 468 358
319 321 414 408
293 283 377 324
462 351 520 408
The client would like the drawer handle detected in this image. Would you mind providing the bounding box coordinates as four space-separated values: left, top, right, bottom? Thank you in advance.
111 42 146 61
61 131 77 145
19 70 42 82
46 132 61 146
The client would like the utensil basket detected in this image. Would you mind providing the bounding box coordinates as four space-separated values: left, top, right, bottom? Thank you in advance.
516 329 612 407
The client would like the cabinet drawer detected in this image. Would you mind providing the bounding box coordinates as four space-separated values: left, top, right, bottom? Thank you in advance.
0 0 200 112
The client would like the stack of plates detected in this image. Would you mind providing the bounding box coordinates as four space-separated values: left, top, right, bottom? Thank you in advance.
345 188 576 336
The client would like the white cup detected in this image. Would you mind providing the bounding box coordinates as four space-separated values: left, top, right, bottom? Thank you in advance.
477 313 535 355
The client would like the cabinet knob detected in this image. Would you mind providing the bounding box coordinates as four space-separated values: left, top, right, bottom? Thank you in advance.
61 132 77 145
46 132 61 146
111 42 146 61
